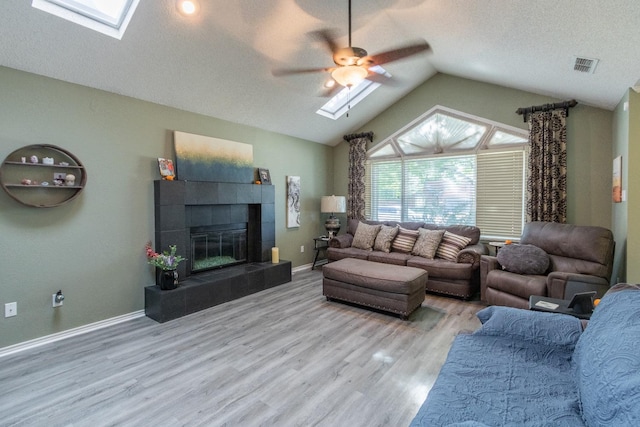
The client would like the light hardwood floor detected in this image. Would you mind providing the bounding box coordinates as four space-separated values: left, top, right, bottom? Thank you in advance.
0 269 486 427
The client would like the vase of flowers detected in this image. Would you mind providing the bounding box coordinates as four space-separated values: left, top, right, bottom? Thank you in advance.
145 243 186 290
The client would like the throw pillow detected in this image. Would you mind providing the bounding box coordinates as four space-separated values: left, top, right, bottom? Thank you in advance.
391 227 420 253
373 225 399 253
351 222 382 251
435 231 472 261
476 306 582 349
412 228 445 259
497 244 549 275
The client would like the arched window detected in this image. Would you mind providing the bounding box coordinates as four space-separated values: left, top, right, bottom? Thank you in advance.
366 106 528 239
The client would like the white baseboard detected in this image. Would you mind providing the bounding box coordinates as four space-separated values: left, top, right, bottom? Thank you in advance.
292 263 315 273
0 310 146 359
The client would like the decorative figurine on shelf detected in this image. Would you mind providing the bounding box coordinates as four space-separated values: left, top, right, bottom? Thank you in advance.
42 157 54 165
30 155 38 164
21 179 31 185
65 174 76 186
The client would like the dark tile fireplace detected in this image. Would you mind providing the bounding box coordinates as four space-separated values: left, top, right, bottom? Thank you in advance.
145 180 291 322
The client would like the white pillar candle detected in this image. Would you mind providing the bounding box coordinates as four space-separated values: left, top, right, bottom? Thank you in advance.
272 247 279 263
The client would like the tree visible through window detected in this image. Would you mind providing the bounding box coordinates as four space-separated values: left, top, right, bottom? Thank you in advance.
366 106 528 239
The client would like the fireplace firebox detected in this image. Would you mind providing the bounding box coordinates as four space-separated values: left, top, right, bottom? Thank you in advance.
191 223 247 272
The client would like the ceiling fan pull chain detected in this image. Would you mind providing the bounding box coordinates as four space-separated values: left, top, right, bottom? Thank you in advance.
347 87 352 117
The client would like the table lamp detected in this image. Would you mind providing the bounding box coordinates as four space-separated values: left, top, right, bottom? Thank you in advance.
321 195 346 237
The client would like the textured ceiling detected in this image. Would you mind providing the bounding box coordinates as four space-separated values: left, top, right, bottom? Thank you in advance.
1 1 639 145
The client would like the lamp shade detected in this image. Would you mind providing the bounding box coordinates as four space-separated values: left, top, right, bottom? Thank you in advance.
321 195 346 214
331 66 368 87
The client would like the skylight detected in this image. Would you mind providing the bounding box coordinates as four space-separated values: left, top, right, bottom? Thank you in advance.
32 0 139 39
316 66 390 120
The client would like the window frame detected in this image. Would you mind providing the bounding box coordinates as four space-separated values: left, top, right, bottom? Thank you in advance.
366 106 528 240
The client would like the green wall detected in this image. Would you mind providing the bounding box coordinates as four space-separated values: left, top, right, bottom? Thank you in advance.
0 66 332 348
333 73 614 229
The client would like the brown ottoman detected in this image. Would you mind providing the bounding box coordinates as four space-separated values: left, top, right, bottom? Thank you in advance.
322 258 428 319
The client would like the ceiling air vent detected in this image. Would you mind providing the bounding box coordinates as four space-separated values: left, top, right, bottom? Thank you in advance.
573 56 599 74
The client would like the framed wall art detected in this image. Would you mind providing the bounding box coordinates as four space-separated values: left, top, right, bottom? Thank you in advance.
157 158 175 179
287 176 301 228
173 131 253 183
258 168 271 185
612 155 622 203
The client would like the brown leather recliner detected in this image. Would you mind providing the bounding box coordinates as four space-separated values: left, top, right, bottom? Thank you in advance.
480 221 615 309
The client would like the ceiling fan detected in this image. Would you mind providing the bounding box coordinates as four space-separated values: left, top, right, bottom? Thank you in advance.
273 0 431 95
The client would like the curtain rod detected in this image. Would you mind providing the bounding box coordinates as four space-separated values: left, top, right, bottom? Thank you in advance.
515 99 578 122
343 131 373 142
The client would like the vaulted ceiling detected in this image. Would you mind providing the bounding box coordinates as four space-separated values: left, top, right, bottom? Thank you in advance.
1 1 639 145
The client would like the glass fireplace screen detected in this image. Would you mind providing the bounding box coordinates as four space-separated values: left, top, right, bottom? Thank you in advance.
190 224 247 272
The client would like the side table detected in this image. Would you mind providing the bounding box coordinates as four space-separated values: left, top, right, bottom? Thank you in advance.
488 241 505 254
312 237 330 269
529 295 593 320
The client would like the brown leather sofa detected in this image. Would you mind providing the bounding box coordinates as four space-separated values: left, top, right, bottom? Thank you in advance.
480 221 615 309
327 219 488 299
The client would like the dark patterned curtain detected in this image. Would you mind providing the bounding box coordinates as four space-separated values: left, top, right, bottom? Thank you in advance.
344 133 372 220
526 109 567 223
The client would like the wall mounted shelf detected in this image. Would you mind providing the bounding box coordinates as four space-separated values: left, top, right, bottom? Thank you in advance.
0 144 87 208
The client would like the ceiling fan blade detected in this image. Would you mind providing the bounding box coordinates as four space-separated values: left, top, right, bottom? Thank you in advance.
272 66 333 77
309 29 340 55
365 71 393 85
358 40 431 66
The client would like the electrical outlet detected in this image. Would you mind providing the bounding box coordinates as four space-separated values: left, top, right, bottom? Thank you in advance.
300 245 304 253
5 302 17 318
52 293 63 308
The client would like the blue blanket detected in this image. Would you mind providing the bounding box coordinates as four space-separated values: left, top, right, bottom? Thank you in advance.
410 290 640 426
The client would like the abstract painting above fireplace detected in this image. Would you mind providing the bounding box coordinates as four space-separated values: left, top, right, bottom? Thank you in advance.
174 131 253 183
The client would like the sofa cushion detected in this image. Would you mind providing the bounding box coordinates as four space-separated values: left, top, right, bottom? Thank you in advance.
412 228 445 259
391 227 419 253
422 224 481 245
373 225 399 253
497 243 549 275
407 256 473 280
368 251 412 266
574 289 640 427
326 247 370 261
485 270 547 300
435 231 471 261
351 222 382 251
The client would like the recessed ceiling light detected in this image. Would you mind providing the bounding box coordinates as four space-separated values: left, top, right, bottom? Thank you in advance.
324 79 336 89
177 0 199 16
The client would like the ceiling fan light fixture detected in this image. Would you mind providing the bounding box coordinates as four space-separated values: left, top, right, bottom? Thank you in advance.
176 0 199 16
331 66 368 87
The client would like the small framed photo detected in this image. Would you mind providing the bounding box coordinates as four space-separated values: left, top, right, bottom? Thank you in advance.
258 168 271 185
158 158 175 179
